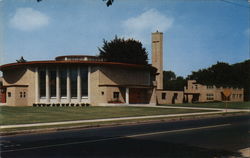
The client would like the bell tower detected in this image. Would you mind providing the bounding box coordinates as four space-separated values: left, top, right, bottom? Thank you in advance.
152 31 163 90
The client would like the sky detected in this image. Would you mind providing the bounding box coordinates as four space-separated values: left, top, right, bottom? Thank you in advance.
0 0 249 77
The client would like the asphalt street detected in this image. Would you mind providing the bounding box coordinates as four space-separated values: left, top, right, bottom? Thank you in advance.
1 114 249 158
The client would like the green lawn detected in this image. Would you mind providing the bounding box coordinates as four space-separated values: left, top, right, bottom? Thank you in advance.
161 101 250 109
0 106 211 125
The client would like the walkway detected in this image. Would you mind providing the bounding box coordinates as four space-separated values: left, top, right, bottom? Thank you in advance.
1 111 225 129
1 104 248 129
125 104 250 112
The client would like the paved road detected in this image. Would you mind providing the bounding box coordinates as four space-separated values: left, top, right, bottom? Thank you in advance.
1 115 249 158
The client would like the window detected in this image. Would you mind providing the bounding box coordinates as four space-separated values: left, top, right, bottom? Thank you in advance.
232 94 235 99
50 70 56 97
60 69 67 97
113 92 119 99
101 91 104 95
195 85 198 90
39 69 46 97
239 94 242 99
206 93 214 100
174 93 178 99
8 92 11 97
81 67 88 97
162 93 166 99
70 68 77 98
23 92 26 98
20 92 23 98
207 86 213 89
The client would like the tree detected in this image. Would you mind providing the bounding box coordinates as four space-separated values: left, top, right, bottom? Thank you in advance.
37 0 114 7
188 60 250 101
103 0 114 7
163 71 186 91
98 36 148 65
163 71 176 81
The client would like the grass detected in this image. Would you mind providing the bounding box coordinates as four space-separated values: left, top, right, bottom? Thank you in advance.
161 101 250 109
0 106 212 126
1 111 247 133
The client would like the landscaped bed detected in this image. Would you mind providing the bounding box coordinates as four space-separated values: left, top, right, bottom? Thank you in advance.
0 106 213 125
161 101 250 109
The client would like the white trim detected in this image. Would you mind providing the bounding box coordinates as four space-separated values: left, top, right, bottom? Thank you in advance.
126 88 129 104
67 68 71 102
45 67 50 103
77 66 81 102
56 67 60 102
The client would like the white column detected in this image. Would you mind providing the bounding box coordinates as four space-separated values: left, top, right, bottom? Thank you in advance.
77 66 81 102
35 67 40 103
126 88 129 104
46 67 50 103
67 68 71 102
88 66 91 103
56 67 60 103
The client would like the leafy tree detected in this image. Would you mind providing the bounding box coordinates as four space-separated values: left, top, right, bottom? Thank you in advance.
188 60 250 101
37 0 114 7
98 36 148 65
163 71 176 81
103 0 114 7
163 71 186 91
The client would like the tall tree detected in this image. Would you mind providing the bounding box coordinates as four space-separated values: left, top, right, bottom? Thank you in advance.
188 60 250 101
98 36 148 65
163 71 186 91
163 71 176 81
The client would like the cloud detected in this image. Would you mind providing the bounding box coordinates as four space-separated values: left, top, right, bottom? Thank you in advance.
121 9 173 44
10 8 49 31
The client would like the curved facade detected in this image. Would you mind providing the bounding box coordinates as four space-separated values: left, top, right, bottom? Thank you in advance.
0 56 157 106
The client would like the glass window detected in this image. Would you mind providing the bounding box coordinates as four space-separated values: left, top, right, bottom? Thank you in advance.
113 92 119 99
162 93 166 99
60 69 67 97
8 92 11 97
239 94 242 98
39 69 46 97
207 86 213 89
81 67 88 97
70 68 77 98
50 70 56 97
206 93 214 100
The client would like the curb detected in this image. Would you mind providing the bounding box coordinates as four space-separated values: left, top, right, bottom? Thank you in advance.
0 112 248 136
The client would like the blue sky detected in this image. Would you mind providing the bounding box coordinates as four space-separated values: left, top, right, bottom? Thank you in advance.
1 0 249 77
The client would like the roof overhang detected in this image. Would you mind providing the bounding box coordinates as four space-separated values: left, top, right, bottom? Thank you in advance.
0 60 157 72
99 84 155 88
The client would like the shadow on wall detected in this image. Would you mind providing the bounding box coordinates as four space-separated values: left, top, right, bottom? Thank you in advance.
3 68 27 84
99 66 149 86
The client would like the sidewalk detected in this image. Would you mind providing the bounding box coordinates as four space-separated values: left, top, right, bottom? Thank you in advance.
125 104 250 112
0 111 226 129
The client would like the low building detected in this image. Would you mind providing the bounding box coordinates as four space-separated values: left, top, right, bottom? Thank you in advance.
0 56 157 106
156 90 183 104
0 31 244 106
184 80 244 103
